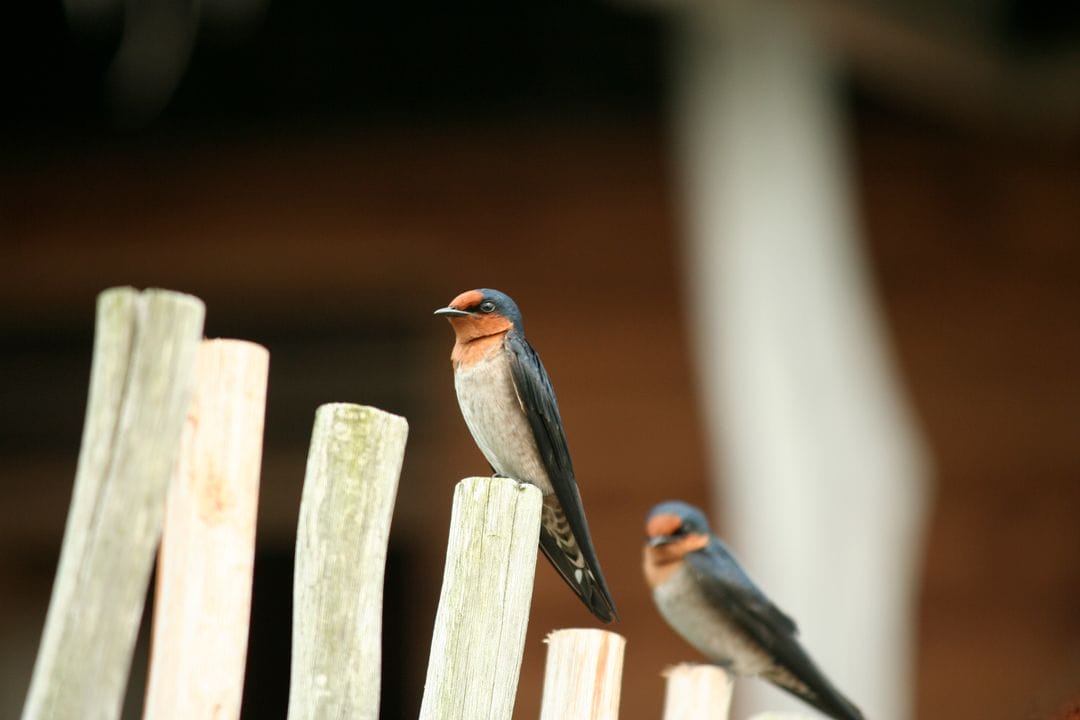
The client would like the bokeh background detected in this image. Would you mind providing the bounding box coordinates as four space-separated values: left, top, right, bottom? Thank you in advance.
2 0 1079 718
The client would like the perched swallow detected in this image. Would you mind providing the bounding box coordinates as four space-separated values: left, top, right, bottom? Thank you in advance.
643 501 864 720
434 288 617 623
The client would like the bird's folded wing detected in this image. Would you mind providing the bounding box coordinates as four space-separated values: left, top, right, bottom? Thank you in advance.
506 333 617 619
685 545 799 652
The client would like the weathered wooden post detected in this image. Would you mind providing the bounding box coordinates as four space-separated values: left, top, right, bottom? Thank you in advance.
142 339 270 720
538 628 626 720
22 287 205 720
662 663 734 720
418 477 543 720
287 403 408 720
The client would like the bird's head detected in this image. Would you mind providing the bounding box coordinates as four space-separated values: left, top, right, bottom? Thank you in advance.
642 501 711 586
645 500 712 547
434 288 524 342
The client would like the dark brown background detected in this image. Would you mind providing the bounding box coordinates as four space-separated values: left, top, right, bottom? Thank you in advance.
3 1 1079 718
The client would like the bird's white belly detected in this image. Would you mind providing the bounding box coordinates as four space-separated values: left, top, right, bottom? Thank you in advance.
653 564 773 677
453 350 554 495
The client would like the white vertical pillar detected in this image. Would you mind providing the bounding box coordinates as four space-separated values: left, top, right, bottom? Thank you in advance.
672 2 931 718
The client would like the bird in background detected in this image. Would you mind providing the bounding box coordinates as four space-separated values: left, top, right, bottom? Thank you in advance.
643 500 864 720
434 288 618 623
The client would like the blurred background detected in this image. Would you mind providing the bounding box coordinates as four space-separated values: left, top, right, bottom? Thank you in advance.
2 0 1079 718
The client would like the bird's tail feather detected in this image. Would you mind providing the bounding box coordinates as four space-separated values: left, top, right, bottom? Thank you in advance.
766 661 864 720
538 498 618 623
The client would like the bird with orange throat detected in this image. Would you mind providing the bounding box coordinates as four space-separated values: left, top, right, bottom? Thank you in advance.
435 288 617 623
644 501 863 720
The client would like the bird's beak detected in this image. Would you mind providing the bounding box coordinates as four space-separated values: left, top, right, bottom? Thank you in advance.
434 307 471 317
648 535 675 548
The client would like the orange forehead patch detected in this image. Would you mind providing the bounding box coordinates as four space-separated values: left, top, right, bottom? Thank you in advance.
448 289 483 311
645 513 682 538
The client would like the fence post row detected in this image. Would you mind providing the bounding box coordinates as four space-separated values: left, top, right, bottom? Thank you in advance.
18 287 813 720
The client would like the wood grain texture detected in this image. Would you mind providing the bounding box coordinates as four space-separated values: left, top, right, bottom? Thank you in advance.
143 339 270 720
539 628 626 720
22 287 205 720
287 403 408 720
418 477 543 720
662 663 733 720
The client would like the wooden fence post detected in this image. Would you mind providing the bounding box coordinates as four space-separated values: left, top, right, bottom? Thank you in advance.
22 287 205 720
287 403 408 720
539 628 626 720
418 477 543 720
142 339 270 720
662 663 734 720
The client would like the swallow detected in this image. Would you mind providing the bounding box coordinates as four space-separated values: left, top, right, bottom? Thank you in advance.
434 288 617 623
643 501 864 720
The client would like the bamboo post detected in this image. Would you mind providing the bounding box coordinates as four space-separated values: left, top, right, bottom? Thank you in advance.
538 628 626 720
662 663 734 720
287 404 409 720
22 287 205 720
142 340 270 720
418 477 543 720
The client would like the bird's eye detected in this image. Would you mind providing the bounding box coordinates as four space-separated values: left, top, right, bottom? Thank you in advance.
479 301 496 313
